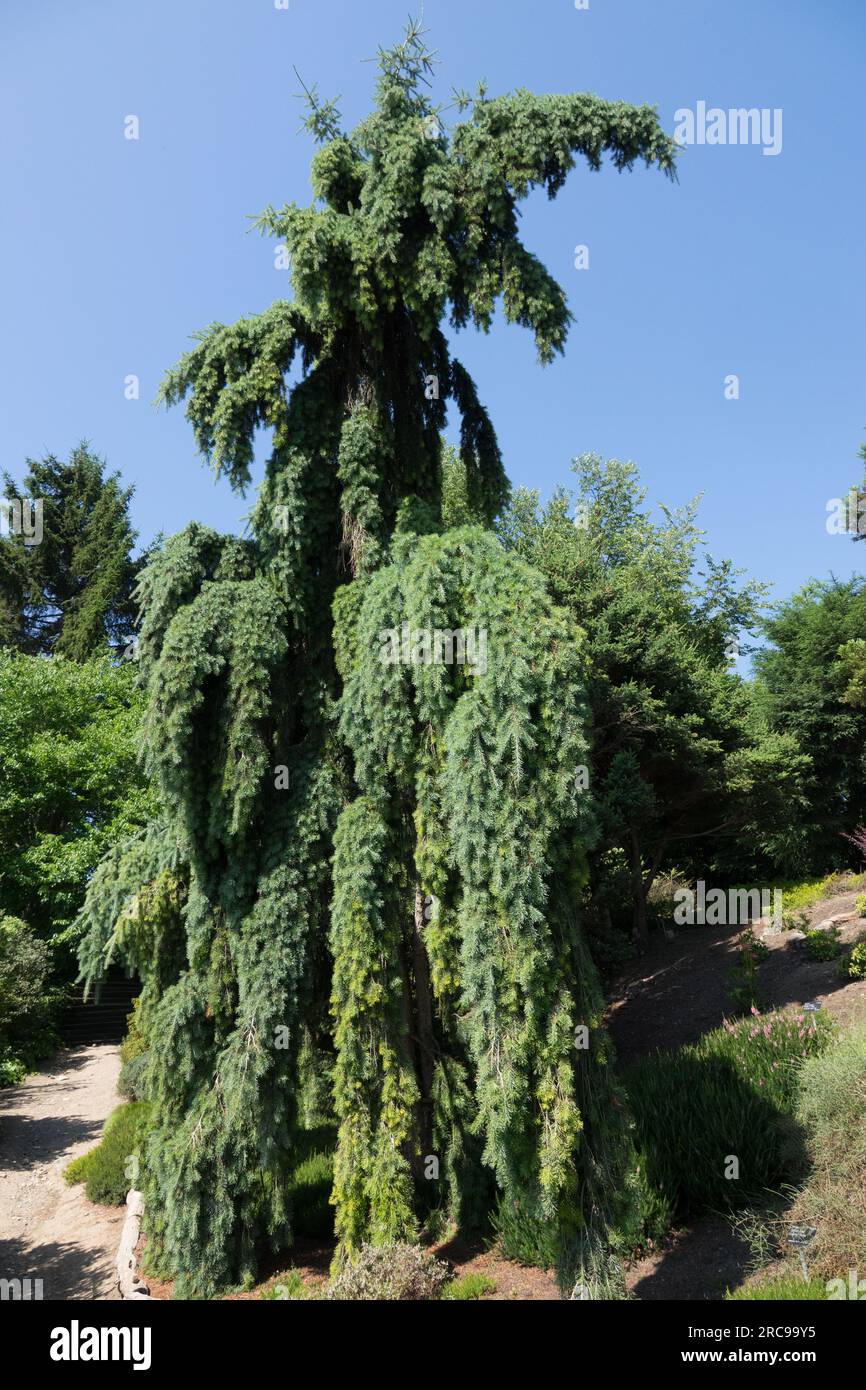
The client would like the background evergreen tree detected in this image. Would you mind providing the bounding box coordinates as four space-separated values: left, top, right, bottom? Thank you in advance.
499 455 810 942
0 442 145 660
754 578 866 871
78 22 678 1296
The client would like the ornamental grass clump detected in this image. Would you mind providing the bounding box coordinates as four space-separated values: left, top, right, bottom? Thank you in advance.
626 1010 833 1214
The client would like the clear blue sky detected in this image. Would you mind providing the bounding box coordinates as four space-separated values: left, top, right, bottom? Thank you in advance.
1 0 864 614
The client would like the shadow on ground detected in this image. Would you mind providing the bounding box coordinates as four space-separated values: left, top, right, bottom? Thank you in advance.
0 1233 111 1300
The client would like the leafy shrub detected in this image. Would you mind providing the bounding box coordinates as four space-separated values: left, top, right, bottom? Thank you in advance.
64 1101 152 1205
803 926 841 961
261 1271 309 1300
327 1243 451 1301
0 914 64 1086
855 894 866 918
844 940 866 980
626 1010 832 1215
781 909 809 933
726 1276 828 1301
0 914 49 1031
442 1272 496 1300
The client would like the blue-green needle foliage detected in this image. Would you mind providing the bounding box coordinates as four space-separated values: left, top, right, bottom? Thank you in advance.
332 528 594 1240
77 21 677 1296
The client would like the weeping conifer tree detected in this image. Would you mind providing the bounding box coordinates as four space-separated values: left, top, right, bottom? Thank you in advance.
78 22 677 1296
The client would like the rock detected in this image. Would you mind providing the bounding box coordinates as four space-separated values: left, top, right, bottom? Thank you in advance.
813 914 854 932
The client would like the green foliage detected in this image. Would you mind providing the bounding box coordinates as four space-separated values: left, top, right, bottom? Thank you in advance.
260 1270 310 1300
627 1011 833 1215
119 997 146 1069
728 929 770 1014
498 455 808 944
0 653 155 959
492 1193 558 1269
803 926 842 961
327 1242 451 1301
0 443 149 659
64 1101 153 1206
0 913 63 1085
844 939 866 980
837 636 866 708
0 913 49 1035
289 1126 336 1239
726 1277 828 1301
331 527 596 1259
755 578 866 872
780 872 864 913
781 910 810 933
118 996 149 1100
442 1271 496 1300
78 24 677 1296
855 894 866 917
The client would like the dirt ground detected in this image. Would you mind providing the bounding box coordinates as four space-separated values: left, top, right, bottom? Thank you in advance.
143 1233 561 1301
606 890 866 1067
0 1044 123 1300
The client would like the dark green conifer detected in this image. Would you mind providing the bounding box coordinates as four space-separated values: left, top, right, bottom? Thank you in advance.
0 443 144 660
78 22 677 1296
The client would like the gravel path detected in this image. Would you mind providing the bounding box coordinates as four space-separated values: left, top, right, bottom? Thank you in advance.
0 1044 123 1300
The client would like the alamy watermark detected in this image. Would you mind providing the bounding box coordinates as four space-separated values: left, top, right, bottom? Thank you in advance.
674 102 783 157
0 1276 43 1300
0 497 43 546
674 881 782 927
378 621 488 677
826 489 866 536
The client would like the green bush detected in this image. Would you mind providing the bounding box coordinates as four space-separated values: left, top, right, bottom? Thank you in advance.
781 909 810 933
327 1243 451 1301
844 940 866 980
726 1276 828 1301
855 894 866 918
260 1271 309 1300
0 914 64 1086
442 1272 496 1300
64 1101 152 1206
626 1010 832 1215
803 926 842 961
